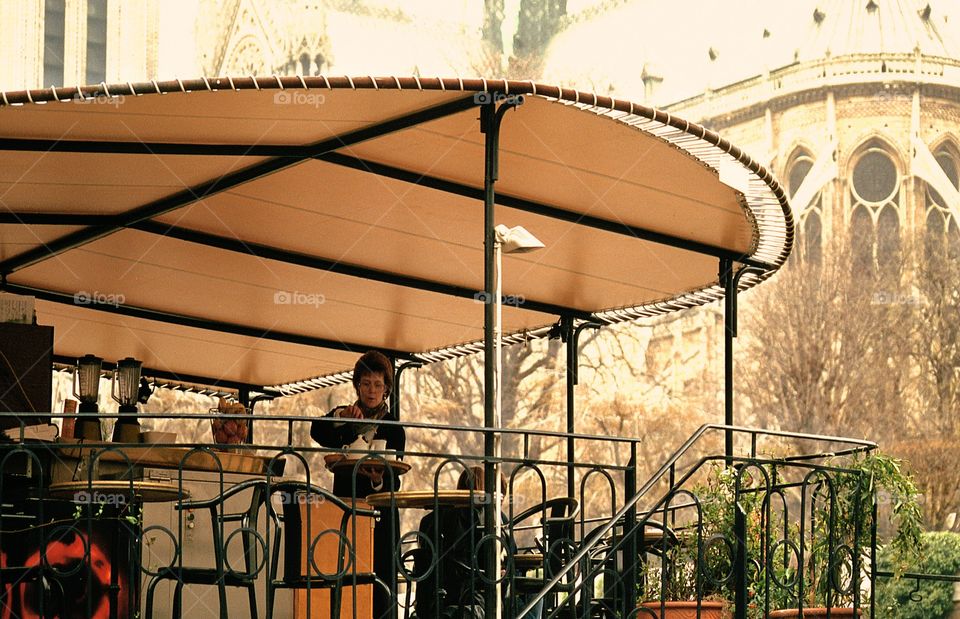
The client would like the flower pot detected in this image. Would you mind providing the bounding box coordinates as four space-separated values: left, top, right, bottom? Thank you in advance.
637 600 729 619
767 608 861 618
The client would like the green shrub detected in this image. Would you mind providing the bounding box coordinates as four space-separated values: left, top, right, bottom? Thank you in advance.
875 531 960 619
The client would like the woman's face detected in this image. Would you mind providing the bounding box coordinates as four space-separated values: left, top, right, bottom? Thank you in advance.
357 371 387 408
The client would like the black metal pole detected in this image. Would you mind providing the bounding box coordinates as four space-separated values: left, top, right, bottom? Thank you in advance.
566 319 601 499
392 360 422 421
721 259 735 462
623 443 638 618
564 316 576 500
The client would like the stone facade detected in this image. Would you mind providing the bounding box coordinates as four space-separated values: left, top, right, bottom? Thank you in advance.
0 0 159 91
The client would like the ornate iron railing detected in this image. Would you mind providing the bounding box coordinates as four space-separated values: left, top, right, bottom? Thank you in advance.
0 414 937 619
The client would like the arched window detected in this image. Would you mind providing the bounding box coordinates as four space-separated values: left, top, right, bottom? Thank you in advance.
849 144 902 278
924 144 960 262
787 150 822 264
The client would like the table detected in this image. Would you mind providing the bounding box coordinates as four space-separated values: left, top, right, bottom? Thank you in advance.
323 454 411 476
364 489 486 509
56 439 283 476
47 480 190 503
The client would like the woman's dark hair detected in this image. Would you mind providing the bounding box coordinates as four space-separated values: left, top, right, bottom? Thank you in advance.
457 465 507 495
352 350 394 396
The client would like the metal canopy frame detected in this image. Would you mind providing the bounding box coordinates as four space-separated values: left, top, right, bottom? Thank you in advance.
0 75 792 394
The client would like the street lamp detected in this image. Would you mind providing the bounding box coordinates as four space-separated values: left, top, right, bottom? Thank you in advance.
492 223 544 604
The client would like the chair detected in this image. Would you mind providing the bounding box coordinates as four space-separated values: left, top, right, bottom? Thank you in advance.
408 504 487 619
264 480 385 619
508 496 580 616
145 479 267 619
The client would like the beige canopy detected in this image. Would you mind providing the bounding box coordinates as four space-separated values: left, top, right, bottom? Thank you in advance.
0 76 792 394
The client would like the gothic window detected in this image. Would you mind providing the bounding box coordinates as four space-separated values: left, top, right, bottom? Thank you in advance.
226 38 266 76
43 0 66 87
924 145 960 261
85 0 107 84
787 151 822 264
849 144 902 277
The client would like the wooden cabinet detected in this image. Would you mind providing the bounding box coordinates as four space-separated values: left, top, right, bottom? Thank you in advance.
0 323 52 427
294 500 374 619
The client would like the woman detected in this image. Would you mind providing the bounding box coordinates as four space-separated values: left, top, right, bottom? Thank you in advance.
310 350 405 618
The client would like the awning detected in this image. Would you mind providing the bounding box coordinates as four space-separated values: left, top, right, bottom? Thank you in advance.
0 76 792 394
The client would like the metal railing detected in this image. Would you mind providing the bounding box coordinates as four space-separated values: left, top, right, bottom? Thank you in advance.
0 413 940 619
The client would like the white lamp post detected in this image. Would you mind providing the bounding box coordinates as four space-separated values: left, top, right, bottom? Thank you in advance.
492 223 544 613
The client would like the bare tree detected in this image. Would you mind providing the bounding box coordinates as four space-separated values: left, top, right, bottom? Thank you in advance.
895 244 960 530
741 241 908 441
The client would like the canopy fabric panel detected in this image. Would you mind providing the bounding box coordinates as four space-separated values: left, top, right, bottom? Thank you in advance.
0 76 793 394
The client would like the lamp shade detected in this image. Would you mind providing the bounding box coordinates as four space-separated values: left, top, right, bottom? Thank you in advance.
112 357 143 407
494 224 545 254
73 355 103 404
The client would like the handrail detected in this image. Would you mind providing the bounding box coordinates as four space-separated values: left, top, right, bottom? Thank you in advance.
516 423 877 618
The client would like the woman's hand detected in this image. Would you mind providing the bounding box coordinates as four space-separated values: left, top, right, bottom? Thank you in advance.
337 404 363 419
358 464 384 488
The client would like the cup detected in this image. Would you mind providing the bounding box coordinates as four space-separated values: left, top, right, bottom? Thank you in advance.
370 439 387 452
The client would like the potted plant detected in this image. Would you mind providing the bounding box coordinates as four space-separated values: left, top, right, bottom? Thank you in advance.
637 542 730 619
766 450 924 618
636 465 750 619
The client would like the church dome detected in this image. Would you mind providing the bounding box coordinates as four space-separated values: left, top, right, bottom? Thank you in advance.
796 0 960 61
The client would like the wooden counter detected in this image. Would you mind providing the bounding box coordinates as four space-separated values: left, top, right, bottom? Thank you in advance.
54 439 285 477
294 499 374 619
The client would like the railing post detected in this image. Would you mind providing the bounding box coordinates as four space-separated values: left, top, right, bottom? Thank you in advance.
623 442 638 618
734 500 748 619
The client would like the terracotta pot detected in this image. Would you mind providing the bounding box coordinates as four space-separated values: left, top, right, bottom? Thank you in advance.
637 600 729 619
767 608 861 618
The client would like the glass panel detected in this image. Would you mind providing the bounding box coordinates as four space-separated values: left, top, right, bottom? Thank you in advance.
85 0 107 84
935 151 958 188
877 205 901 278
789 158 813 199
803 210 822 265
852 150 898 203
925 209 945 259
851 206 874 273
43 0 66 87
949 218 960 261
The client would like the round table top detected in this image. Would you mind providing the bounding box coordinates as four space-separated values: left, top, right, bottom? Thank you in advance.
364 489 490 509
47 480 190 503
323 454 411 476
512 553 544 570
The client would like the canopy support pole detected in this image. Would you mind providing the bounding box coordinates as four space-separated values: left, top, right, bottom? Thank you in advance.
482 92 523 619
722 263 768 462
564 317 601 499
392 361 422 422
721 258 735 462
